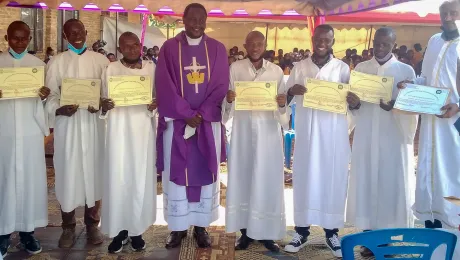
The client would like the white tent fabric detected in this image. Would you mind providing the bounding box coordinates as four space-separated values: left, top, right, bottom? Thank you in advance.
102 17 166 58
3 0 414 16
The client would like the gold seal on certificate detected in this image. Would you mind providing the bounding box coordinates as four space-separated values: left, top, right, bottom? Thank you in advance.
303 78 350 114
235 81 277 111
60 78 101 108
394 84 450 115
108 75 152 107
350 70 394 104
0 66 44 100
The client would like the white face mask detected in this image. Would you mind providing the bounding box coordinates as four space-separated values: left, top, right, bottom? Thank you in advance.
238 55 244 60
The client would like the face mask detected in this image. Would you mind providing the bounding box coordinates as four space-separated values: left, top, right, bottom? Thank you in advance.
238 55 244 60
8 47 27 60
67 42 87 55
374 46 394 63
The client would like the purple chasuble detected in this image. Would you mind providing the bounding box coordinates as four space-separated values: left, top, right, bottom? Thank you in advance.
155 32 229 202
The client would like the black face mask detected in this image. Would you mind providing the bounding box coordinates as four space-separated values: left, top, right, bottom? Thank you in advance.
122 56 141 64
441 25 460 41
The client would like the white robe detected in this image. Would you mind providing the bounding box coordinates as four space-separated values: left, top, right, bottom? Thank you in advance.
287 57 351 229
346 57 418 230
0 53 49 235
224 59 290 240
100 60 157 238
162 35 221 231
45 50 109 212
412 33 460 228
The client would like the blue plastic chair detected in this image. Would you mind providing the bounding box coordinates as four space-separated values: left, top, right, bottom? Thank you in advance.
341 228 457 260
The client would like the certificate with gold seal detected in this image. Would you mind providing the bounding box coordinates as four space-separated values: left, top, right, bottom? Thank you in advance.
235 81 277 111
303 78 350 114
394 84 450 115
108 75 152 107
60 78 101 108
0 66 44 100
350 70 394 104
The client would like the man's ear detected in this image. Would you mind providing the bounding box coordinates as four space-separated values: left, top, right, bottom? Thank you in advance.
332 38 336 47
4 35 7 42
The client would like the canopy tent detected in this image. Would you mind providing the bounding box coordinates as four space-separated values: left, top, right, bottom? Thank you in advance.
2 0 414 16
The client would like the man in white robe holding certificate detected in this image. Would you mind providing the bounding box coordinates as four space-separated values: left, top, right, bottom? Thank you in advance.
223 31 290 252
45 19 109 248
100 32 157 254
345 27 418 257
0 21 51 258
400 0 460 229
284 24 360 257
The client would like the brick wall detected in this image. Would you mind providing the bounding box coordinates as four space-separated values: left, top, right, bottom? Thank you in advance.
79 11 102 49
0 8 21 52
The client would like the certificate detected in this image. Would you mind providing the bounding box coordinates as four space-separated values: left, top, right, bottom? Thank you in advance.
235 81 277 111
394 84 450 115
60 78 101 108
303 78 350 114
0 66 44 100
108 75 152 107
350 70 394 104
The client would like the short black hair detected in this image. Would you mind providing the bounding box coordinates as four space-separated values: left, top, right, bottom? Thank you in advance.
314 24 334 36
107 53 115 57
183 3 207 18
63 18 84 33
7 21 30 36
414 43 422 51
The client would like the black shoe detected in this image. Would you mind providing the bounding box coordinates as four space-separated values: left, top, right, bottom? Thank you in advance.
0 236 10 258
261 240 280 252
235 234 253 250
165 231 187 249
20 233 42 255
130 235 146 252
193 227 211 248
284 233 308 253
108 230 129 254
325 233 342 258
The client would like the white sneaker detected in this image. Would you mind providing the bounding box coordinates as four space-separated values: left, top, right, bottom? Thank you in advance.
325 234 343 258
284 233 308 253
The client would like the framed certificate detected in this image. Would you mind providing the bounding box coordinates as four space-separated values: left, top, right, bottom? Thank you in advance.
303 78 350 114
234 81 277 111
60 78 101 108
108 75 152 107
350 70 394 104
394 84 450 115
0 66 44 100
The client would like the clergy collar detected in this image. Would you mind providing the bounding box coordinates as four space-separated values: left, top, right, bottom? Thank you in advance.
311 54 333 69
120 58 143 69
67 48 87 56
177 31 208 46
371 55 397 67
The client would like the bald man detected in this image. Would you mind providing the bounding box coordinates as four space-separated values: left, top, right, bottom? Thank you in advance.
45 19 109 248
223 31 290 252
401 0 460 230
346 27 418 257
100 32 157 254
0 21 51 258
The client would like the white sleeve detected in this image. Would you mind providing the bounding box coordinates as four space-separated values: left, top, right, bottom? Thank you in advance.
274 71 291 129
222 66 235 124
99 66 110 119
44 58 62 128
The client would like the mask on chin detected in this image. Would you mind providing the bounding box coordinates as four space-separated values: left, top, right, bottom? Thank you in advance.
68 42 87 55
8 48 27 60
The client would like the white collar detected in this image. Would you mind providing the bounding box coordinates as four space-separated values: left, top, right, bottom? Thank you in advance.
186 34 203 46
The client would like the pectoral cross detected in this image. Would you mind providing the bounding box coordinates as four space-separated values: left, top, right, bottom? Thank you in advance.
184 57 206 93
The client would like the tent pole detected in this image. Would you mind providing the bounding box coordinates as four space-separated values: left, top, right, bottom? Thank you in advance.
115 12 118 58
265 23 269 46
367 25 373 50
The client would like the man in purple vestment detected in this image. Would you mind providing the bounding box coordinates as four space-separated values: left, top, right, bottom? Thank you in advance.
155 3 229 249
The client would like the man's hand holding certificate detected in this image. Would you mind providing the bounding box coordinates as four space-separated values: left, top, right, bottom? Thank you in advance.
350 70 394 104
234 81 277 111
394 83 450 115
302 78 350 114
108 75 152 107
60 78 101 109
0 66 44 100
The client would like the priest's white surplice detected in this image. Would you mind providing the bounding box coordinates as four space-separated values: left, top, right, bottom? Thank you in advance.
100 60 157 238
0 53 49 235
45 50 109 212
287 57 351 229
346 57 418 230
224 59 290 240
412 33 460 228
